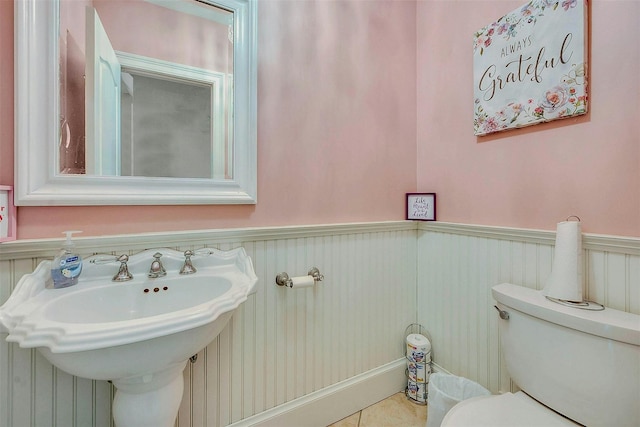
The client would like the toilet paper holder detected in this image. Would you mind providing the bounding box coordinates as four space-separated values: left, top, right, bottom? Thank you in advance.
276 267 324 287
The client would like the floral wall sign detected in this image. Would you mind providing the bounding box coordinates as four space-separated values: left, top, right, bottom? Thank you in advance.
473 0 588 136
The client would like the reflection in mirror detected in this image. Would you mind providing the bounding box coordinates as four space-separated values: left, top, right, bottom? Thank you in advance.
60 0 233 180
120 72 219 179
15 0 256 205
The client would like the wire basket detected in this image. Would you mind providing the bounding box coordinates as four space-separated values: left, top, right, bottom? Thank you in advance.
404 323 432 405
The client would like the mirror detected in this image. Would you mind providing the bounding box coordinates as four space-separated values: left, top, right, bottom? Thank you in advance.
15 0 257 205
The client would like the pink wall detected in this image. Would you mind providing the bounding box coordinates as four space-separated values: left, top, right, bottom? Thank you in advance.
1 0 417 239
2 0 637 240
417 0 639 237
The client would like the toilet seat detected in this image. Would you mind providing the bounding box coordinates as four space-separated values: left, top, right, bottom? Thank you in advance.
440 391 580 426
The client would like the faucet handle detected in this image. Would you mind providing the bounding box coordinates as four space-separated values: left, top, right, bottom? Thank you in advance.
90 254 134 282
194 248 215 257
180 250 197 275
90 254 120 265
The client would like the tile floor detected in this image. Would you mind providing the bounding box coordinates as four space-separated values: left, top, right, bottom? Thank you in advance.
327 392 427 427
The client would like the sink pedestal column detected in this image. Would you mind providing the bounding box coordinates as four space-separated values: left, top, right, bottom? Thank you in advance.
112 362 186 427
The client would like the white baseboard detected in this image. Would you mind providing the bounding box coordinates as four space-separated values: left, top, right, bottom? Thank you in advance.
430 362 451 375
228 359 407 427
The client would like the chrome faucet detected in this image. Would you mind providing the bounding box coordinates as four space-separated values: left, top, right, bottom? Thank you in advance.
113 254 134 282
180 250 197 275
90 254 133 282
148 252 166 278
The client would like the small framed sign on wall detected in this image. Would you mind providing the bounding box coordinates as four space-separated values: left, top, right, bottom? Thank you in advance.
0 185 16 242
406 193 436 221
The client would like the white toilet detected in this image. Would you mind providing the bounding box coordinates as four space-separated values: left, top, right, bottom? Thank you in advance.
441 283 640 427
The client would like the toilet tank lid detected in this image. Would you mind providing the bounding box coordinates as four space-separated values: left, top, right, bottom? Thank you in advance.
492 283 640 346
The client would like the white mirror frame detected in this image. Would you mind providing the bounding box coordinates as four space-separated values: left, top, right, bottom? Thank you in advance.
14 0 257 205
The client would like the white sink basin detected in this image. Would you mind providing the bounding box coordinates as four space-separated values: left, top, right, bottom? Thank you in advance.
43 274 232 323
0 247 258 427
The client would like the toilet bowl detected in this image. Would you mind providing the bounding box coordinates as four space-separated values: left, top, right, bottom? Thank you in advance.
439 283 640 427
441 391 579 426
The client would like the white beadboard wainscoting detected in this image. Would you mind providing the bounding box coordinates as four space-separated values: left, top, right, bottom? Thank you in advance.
417 222 640 395
0 222 416 427
1 221 638 427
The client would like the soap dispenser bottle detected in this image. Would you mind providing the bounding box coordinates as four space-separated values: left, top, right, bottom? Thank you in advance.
51 231 83 289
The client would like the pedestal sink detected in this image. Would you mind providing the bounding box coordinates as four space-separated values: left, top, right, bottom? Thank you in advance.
0 247 258 427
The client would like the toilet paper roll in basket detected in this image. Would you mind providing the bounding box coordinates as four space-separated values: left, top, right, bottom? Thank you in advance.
542 218 583 302
407 360 431 382
406 333 431 363
407 379 427 403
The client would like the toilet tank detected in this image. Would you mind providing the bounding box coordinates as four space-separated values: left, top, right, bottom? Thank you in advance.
492 283 640 427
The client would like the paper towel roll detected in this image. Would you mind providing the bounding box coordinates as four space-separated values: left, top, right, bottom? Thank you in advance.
542 220 583 302
406 334 431 362
289 275 315 289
